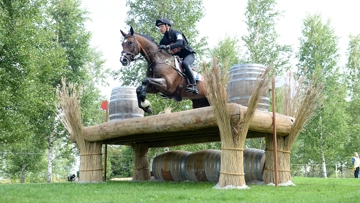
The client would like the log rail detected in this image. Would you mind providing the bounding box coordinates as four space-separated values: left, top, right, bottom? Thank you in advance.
83 103 295 148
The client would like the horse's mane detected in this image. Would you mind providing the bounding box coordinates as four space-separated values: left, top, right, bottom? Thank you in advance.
136 33 158 46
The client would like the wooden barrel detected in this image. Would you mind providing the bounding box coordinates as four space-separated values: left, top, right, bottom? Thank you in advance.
152 151 190 181
109 86 143 121
243 148 265 182
153 149 265 182
227 64 270 111
184 150 221 182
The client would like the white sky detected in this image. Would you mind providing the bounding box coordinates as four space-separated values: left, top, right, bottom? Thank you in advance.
81 0 360 99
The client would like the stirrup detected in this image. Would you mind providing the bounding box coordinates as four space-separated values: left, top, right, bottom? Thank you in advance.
186 84 198 94
160 93 169 99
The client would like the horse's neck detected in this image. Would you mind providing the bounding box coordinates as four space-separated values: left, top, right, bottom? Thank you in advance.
137 37 158 63
136 35 173 65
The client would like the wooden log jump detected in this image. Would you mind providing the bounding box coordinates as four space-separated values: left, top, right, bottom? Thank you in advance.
83 103 294 147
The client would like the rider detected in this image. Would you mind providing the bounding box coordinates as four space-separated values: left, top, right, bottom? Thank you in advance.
155 18 198 94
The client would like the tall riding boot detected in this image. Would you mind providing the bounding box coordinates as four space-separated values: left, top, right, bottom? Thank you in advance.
183 64 198 94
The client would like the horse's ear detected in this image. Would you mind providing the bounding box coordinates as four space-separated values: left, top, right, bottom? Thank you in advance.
130 26 134 35
120 29 127 37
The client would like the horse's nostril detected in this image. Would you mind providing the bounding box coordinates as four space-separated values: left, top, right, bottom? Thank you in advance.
120 57 129 66
120 56 126 65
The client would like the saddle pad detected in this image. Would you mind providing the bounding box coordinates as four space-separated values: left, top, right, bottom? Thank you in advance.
194 71 203 81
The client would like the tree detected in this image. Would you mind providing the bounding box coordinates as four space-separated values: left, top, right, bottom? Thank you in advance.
0 0 68 183
242 0 292 75
294 13 348 178
344 34 360 166
241 0 292 150
209 35 242 68
47 0 109 183
0 0 109 183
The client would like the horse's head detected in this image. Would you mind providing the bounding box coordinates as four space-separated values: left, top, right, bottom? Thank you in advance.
120 27 140 66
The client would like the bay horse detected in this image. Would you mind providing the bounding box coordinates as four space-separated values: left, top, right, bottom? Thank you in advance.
120 27 209 114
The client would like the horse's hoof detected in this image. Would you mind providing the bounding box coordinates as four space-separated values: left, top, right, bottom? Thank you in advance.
160 93 169 99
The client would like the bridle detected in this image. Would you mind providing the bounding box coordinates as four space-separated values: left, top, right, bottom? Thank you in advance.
120 35 144 65
120 34 174 70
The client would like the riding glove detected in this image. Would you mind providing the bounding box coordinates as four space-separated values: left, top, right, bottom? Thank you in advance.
159 45 169 50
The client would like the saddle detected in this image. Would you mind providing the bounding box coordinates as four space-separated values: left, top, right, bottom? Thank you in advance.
173 56 201 81
159 56 201 100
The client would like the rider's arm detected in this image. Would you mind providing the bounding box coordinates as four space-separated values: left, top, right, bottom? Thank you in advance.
169 32 185 50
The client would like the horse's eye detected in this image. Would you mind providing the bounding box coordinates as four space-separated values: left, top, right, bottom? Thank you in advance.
128 42 133 45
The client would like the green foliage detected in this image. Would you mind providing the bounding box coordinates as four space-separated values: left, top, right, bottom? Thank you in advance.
242 0 292 75
209 36 242 68
346 34 360 95
344 34 360 159
297 14 339 80
107 145 134 178
0 0 109 182
171 142 221 152
293 13 350 168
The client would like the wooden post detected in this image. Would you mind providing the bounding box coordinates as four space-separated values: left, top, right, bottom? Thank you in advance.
132 143 151 181
103 100 109 182
272 77 278 186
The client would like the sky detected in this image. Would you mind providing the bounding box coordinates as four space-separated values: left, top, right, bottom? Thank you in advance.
81 0 360 99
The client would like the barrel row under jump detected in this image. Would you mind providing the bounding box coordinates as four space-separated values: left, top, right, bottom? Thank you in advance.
152 149 265 183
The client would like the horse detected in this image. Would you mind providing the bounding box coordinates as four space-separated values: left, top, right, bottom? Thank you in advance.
119 27 209 114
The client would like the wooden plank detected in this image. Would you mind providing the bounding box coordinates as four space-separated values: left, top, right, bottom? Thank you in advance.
83 103 294 143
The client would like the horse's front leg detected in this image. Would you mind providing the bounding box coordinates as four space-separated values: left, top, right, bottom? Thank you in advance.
136 78 152 114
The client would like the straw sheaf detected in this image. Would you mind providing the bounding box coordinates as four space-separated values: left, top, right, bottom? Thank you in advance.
284 73 324 148
202 59 272 187
57 78 104 182
201 58 232 145
57 78 84 147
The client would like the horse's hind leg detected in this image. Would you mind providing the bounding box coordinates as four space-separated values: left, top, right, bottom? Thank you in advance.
136 79 152 114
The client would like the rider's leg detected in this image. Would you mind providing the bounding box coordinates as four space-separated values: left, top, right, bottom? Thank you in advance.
183 54 198 94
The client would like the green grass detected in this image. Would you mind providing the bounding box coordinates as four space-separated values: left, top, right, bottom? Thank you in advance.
0 177 359 203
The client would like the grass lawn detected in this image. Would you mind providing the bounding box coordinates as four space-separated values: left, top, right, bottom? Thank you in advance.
0 177 359 203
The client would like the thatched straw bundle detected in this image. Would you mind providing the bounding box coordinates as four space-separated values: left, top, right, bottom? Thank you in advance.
57 78 103 182
131 143 151 181
202 59 271 188
264 73 324 184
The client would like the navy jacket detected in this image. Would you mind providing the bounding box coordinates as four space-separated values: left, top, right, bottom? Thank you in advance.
159 29 195 58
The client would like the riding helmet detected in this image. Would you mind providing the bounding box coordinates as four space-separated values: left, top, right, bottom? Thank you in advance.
155 18 172 27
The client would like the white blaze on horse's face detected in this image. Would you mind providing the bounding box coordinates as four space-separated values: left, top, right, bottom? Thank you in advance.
120 38 131 66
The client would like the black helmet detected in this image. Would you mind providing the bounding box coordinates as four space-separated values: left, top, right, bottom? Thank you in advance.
155 18 172 27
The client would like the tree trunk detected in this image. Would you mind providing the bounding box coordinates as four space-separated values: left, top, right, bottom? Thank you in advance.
47 132 54 183
131 143 150 181
263 134 292 184
21 163 27 183
321 150 327 178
